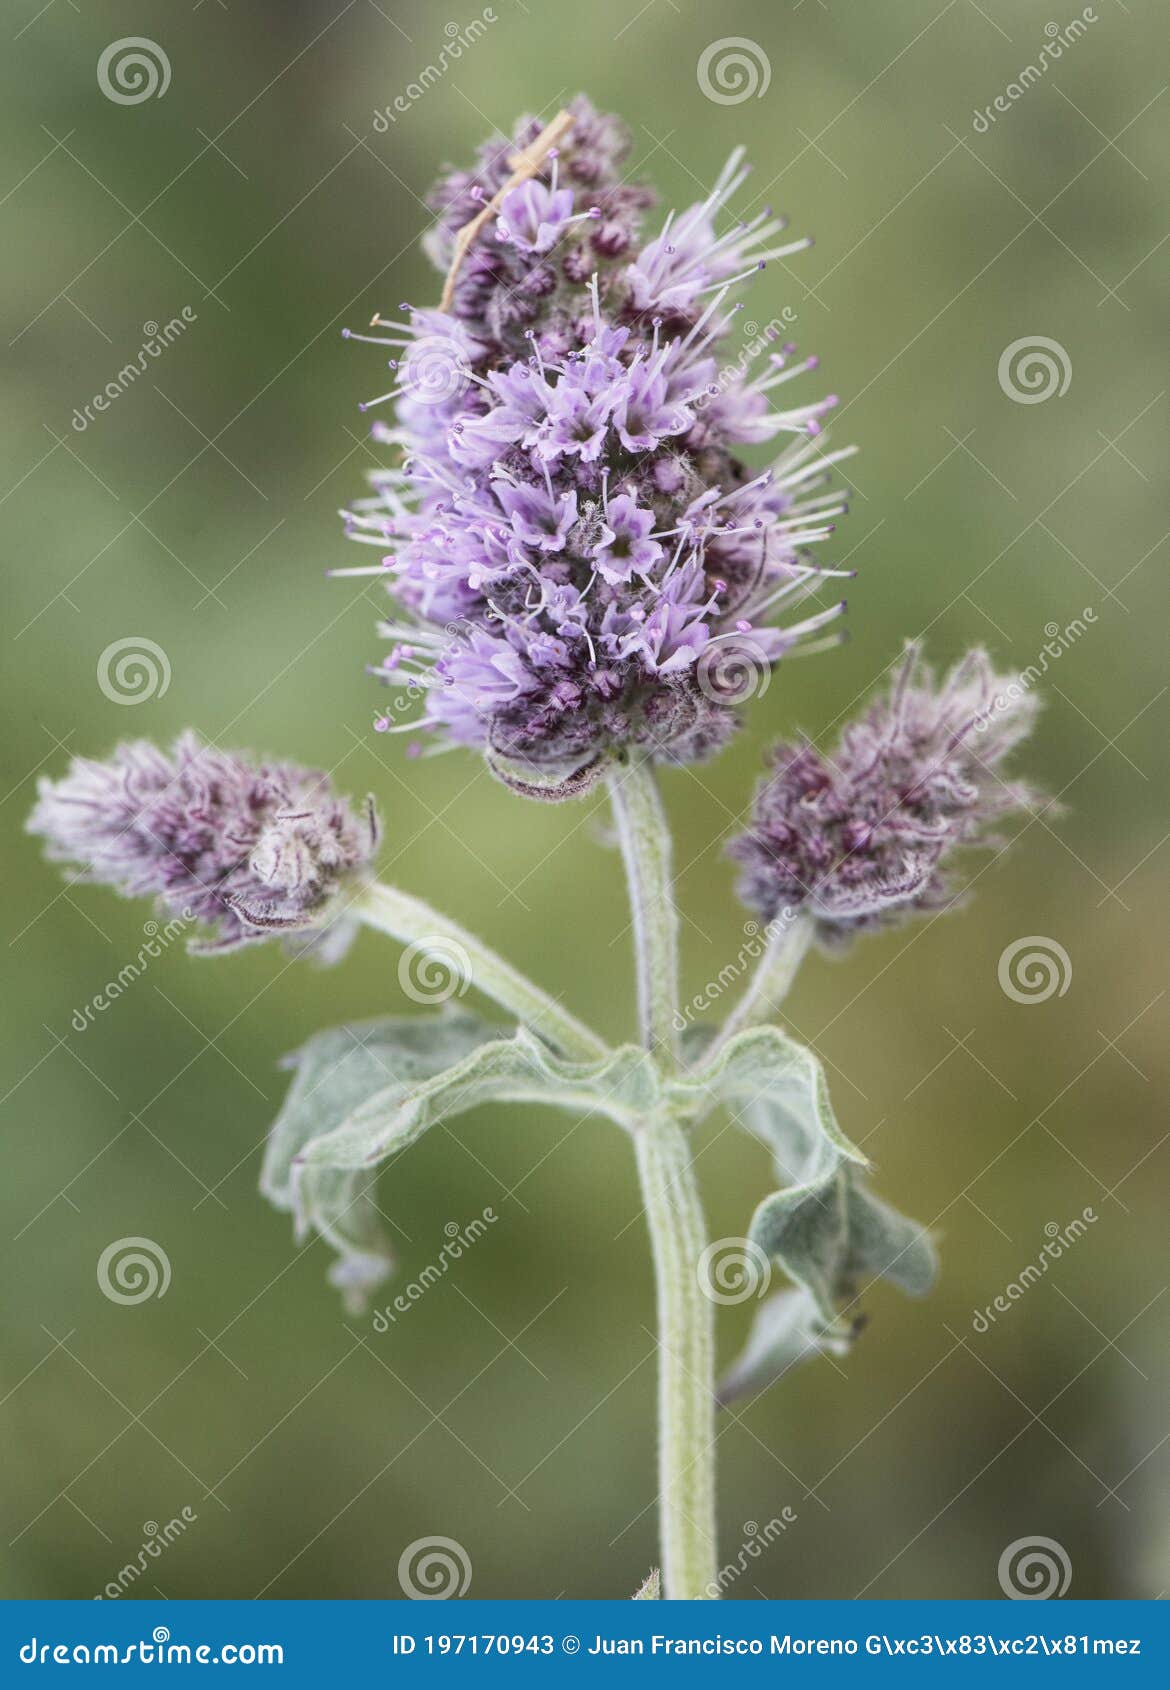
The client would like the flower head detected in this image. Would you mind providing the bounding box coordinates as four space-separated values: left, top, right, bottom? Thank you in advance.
729 648 1040 942
27 734 379 957
339 98 853 797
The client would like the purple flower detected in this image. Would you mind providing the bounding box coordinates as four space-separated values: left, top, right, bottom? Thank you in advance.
611 360 693 453
538 384 611 464
493 479 579 551
340 99 855 798
27 735 379 956
728 648 1041 941
594 493 662 583
496 179 579 254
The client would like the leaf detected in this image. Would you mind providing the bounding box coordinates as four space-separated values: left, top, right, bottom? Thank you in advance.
748 1173 850 1324
263 1010 659 1308
671 1024 868 1181
632 1567 661 1599
845 1179 938 1298
717 1289 856 1407
262 1008 497 1212
680 1025 935 1403
262 1009 503 1311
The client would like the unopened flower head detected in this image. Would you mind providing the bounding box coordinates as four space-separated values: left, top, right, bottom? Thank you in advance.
338 96 853 797
729 647 1041 942
27 734 379 957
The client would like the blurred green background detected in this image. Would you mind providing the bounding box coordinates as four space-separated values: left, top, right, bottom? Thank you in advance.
2 0 1167 1602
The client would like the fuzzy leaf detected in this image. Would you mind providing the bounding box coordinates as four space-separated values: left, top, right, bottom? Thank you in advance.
748 1173 849 1323
717 1289 856 1407
264 1010 659 1307
632 1567 661 1600
262 1009 497 1212
680 1026 934 1403
262 1009 504 1310
845 1180 938 1296
671 1024 868 1180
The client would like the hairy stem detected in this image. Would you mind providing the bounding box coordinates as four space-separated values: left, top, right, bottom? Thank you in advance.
353 880 607 1063
710 910 814 1056
607 756 681 1062
609 757 717 1597
634 1110 718 1599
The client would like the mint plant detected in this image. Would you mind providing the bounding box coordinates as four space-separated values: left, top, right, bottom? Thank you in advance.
28 99 1038 1601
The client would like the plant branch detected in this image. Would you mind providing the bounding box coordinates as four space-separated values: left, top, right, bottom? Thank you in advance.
352 880 607 1063
709 910 814 1057
607 756 681 1064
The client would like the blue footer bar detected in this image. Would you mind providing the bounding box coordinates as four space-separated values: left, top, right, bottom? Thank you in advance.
2 1601 1164 1683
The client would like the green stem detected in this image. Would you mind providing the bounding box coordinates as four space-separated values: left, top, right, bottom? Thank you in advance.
352 880 607 1063
634 1110 718 1600
608 756 718 1598
607 755 681 1063
709 910 814 1056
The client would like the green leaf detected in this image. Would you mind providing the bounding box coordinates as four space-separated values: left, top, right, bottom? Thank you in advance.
717 1289 856 1407
262 1008 504 1310
632 1567 661 1600
845 1180 938 1297
748 1174 850 1324
681 1025 935 1403
670 1024 868 1179
263 1009 659 1308
262 1009 497 1212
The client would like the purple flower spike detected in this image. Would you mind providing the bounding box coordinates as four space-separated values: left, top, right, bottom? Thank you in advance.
341 97 855 793
728 647 1042 943
27 734 379 958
